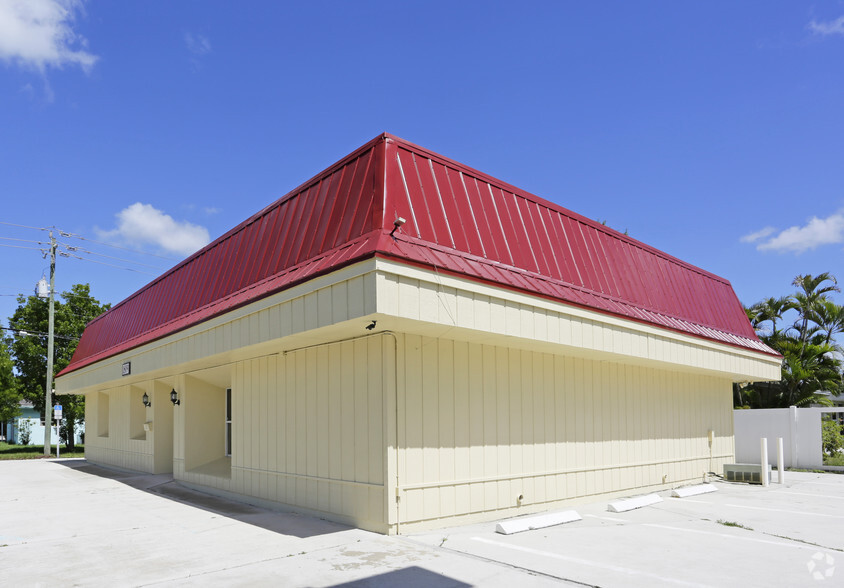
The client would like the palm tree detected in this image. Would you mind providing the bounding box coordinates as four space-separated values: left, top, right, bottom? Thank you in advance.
736 273 843 408
790 273 840 352
808 298 844 350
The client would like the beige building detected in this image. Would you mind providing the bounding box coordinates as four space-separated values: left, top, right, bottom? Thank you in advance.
56 134 780 534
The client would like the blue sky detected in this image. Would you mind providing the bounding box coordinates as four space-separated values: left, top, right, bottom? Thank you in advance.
1 1 842 332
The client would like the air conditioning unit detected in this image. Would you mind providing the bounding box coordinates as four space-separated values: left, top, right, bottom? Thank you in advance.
723 463 771 485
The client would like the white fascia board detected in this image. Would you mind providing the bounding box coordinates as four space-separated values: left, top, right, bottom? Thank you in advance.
55 260 380 394
372 258 781 379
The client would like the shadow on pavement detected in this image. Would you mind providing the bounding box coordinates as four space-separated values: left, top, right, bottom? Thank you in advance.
329 566 472 587
53 459 347 539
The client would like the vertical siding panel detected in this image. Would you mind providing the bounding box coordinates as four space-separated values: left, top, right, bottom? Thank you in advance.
453 340 470 515
403 335 423 522
295 352 308 505
618 364 631 489
573 358 586 496
340 342 355 514
291 297 304 335
482 344 498 511
468 343 485 512
591 361 604 494
384 335 397 527
368 336 384 485
285 353 296 501
398 277 421 320
244 361 256 497
267 355 277 499
509 348 523 490
608 363 620 491
233 363 244 493
315 345 336 511
354 339 368 483
421 336 439 520
258 357 269 499
328 344 342 515
367 336 384 524
331 282 348 323
438 339 456 518
474 294 491 332
521 350 534 501
531 352 545 503
346 276 366 318
496 347 512 507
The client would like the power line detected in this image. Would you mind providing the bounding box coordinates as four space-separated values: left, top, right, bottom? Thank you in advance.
0 236 44 245
0 244 44 251
59 231 179 261
0 325 79 341
59 252 159 275
0 221 49 231
58 242 166 270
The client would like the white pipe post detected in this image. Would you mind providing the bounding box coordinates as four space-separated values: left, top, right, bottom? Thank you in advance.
777 437 784 484
760 437 769 487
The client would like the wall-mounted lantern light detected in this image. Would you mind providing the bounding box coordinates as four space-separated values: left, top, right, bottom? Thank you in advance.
170 389 180 406
142 392 151 407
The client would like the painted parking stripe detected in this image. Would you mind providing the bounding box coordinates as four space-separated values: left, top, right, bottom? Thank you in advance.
471 536 715 588
724 503 844 519
772 490 844 501
643 524 816 551
584 514 627 522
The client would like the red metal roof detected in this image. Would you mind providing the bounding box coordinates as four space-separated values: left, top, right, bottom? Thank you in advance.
59 133 775 376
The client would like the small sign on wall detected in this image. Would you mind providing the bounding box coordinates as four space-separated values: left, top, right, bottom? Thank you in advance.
122 361 131 376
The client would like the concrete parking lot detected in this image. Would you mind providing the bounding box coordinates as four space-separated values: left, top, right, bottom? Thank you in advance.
1 459 842 587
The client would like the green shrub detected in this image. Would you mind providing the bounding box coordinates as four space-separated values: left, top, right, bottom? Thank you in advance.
17 419 32 445
822 419 844 458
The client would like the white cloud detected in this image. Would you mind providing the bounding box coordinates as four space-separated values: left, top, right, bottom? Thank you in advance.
740 226 775 244
184 32 211 56
98 203 211 257
0 0 98 72
808 15 844 36
751 210 844 254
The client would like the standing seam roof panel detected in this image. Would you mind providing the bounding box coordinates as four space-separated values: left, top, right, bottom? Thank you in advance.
59 133 771 376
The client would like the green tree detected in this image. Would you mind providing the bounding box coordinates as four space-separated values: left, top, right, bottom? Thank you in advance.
8 284 110 450
822 419 844 459
0 341 21 424
736 273 843 409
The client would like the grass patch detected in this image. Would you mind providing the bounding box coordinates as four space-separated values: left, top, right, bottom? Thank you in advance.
823 454 844 467
717 519 753 531
0 442 85 460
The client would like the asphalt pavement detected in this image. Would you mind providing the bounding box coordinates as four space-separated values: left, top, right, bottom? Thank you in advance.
1 459 841 587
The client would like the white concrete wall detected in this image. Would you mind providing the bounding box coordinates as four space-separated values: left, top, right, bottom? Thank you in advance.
733 407 844 468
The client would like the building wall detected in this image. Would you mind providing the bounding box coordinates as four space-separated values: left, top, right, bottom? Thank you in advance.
394 334 735 532
85 381 174 473
168 335 395 534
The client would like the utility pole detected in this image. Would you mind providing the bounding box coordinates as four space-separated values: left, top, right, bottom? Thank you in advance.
43 230 56 456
